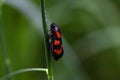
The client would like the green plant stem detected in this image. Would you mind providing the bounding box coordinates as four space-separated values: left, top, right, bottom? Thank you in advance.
0 68 47 80
40 0 54 80
0 1 13 80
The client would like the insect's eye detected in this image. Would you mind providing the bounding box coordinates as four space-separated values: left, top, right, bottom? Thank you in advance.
55 27 58 31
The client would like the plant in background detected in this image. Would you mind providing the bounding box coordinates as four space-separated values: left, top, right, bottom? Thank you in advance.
0 0 13 80
0 0 54 80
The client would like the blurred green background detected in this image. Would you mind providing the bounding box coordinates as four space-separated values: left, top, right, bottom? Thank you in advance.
1 0 120 80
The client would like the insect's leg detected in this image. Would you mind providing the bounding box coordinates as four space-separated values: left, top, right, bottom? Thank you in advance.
47 33 53 50
50 42 53 51
47 35 51 48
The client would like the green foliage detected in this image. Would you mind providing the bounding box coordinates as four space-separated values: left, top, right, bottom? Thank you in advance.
1 0 120 80
0 0 4 7
0 0 4 15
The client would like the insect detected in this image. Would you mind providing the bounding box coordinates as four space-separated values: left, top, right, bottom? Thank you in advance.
49 23 64 61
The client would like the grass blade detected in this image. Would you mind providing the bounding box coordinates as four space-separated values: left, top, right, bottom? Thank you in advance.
40 0 54 80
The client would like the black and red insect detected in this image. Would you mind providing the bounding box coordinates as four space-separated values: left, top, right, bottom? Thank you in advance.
49 23 64 61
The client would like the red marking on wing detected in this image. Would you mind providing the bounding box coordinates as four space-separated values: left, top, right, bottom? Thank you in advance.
54 40 60 45
54 45 63 55
55 31 61 38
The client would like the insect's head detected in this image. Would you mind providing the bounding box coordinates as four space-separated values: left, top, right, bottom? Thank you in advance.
50 23 59 31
